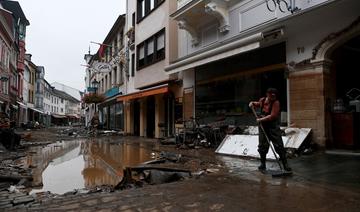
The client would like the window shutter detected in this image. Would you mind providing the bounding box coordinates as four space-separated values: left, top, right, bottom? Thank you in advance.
139 45 145 59
147 39 154 55
157 33 165 50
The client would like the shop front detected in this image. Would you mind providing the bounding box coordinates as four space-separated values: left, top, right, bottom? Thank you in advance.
195 43 287 126
98 100 124 131
304 22 360 150
120 84 178 138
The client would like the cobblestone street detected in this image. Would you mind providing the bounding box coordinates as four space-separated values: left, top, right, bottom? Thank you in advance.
1 128 360 211
3 173 360 211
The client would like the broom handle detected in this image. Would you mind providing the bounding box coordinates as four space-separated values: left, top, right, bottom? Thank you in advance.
251 106 283 170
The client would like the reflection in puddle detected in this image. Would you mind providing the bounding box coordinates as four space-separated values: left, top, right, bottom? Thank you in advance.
27 139 156 194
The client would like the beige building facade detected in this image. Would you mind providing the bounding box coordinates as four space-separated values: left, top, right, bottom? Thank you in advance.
122 0 181 138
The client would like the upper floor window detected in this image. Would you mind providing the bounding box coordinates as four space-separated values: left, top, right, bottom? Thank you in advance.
136 28 165 70
1 81 9 95
137 0 165 22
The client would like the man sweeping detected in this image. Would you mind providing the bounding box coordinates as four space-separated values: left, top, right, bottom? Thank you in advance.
249 88 292 173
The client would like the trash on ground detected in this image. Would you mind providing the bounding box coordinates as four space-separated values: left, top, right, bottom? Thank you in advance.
116 166 192 189
215 128 311 159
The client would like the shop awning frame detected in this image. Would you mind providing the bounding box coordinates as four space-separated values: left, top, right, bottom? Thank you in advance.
117 84 168 102
67 114 81 119
165 33 264 74
52 114 67 119
17 101 27 108
11 104 18 110
30 108 44 114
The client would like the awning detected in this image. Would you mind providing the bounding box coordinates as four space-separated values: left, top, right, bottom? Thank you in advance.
117 85 168 102
30 108 44 114
67 114 80 119
165 33 263 74
52 114 67 119
17 101 27 108
11 104 18 110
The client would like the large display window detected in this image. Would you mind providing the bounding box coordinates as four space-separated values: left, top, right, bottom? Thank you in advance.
195 43 287 126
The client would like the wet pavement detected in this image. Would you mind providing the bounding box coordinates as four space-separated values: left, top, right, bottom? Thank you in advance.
5 172 360 212
26 138 158 194
1 128 360 211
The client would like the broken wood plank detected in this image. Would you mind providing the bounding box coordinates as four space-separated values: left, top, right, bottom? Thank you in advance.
0 175 33 182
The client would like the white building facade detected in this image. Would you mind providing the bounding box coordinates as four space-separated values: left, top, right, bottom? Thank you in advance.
167 0 360 148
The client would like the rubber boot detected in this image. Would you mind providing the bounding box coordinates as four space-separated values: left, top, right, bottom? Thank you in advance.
281 157 292 172
258 154 266 172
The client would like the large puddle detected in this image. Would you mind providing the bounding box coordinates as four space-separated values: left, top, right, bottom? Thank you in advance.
26 138 157 194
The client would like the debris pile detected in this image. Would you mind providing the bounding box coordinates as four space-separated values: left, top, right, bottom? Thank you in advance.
215 127 312 159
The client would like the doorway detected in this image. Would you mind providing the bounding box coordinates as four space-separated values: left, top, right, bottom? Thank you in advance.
133 101 140 136
146 96 155 138
329 35 360 149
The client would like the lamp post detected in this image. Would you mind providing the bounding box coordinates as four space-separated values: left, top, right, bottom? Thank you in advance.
91 79 100 94
90 79 100 130
91 79 100 112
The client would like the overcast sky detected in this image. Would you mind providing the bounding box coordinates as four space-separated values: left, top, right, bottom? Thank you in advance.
17 0 126 91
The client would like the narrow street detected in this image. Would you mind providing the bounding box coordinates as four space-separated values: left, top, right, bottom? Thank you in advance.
1 127 359 211
1 0 360 211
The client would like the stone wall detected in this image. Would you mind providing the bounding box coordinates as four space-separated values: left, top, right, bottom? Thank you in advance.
289 60 332 147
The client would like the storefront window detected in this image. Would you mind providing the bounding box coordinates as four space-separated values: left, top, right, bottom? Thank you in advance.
115 103 124 130
195 43 287 126
102 107 108 129
109 105 115 129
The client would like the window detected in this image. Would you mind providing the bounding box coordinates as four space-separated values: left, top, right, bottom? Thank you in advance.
137 0 165 22
156 31 165 60
146 38 154 62
109 72 112 87
61 108 63 113
2 81 8 95
136 29 165 70
120 30 124 47
131 54 135 77
138 44 145 68
132 13 136 27
120 64 123 84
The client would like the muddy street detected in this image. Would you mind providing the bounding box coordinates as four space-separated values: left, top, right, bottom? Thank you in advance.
0 128 360 211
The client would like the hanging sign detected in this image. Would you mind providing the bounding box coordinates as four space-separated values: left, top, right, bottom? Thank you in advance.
93 62 112 73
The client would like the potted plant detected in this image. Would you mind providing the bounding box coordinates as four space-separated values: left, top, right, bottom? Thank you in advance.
82 93 105 104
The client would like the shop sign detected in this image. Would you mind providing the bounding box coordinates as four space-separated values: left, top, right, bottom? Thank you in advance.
93 62 112 73
105 87 119 98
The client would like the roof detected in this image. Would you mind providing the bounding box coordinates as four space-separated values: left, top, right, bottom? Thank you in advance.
53 89 80 103
92 14 126 62
0 0 30 26
51 82 82 100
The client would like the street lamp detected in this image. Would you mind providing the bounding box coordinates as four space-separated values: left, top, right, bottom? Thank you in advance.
91 79 100 94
